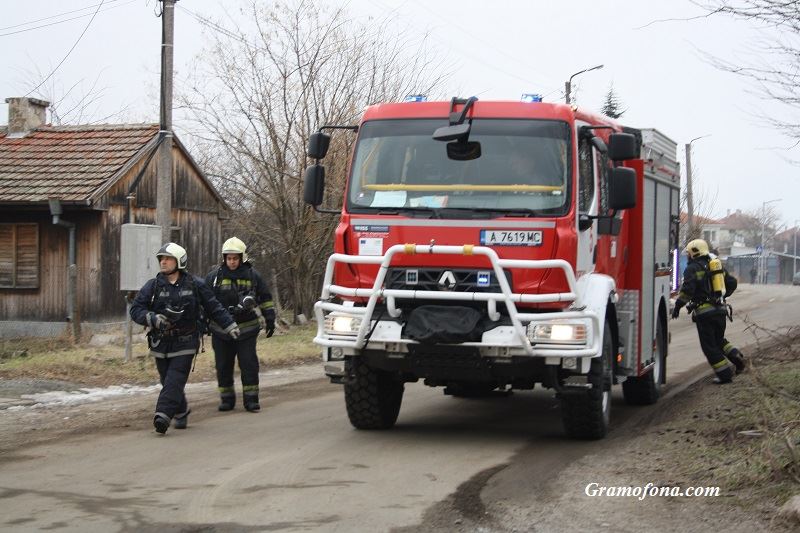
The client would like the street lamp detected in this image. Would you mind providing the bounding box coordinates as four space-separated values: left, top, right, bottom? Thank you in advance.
684 135 711 242
759 198 781 284
565 64 604 104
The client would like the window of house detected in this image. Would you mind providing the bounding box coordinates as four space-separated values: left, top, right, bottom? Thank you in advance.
0 223 40 289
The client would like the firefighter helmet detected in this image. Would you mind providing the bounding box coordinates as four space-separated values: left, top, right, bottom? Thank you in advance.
156 242 188 271
221 237 248 263
685 239 710 259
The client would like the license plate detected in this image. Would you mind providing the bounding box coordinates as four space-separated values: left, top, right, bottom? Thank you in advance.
480 230 543 246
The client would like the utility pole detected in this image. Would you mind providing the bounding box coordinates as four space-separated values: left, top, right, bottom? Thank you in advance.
156 0 176 243
685 143 694 241
794 220 799 277
684 135 710 243
760 198 781 284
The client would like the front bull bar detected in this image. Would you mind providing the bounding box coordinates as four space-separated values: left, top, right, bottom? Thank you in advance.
313 244 601 357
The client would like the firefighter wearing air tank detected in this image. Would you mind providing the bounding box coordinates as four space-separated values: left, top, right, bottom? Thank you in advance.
130 243 239 434
671 239 746 384
206 237 276 412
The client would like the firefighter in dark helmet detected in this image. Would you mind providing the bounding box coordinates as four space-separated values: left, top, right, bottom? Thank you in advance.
206 237 276 413
130 243 239 434
672 239 746 384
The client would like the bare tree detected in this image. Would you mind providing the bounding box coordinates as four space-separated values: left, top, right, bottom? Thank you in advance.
180 0 448 319
694 1 800 146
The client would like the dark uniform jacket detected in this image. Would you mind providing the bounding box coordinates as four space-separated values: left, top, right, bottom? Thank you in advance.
131 272 235 358
675 255 732 318
205 262 275 340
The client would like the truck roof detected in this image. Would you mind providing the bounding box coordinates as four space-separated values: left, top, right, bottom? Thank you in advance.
361 100 612 125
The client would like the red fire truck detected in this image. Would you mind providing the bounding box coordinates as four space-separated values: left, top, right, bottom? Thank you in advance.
303 97 680 439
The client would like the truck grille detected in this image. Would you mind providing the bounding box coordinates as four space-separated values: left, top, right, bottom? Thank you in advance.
385 268 511 292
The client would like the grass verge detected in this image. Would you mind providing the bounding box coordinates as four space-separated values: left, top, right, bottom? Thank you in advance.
636 330 800 528
0 323 320 387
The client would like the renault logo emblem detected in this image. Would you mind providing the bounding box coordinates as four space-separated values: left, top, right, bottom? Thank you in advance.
438 270 456 290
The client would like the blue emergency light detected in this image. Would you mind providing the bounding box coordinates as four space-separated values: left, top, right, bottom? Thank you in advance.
404 94 427 102
521 93 543 103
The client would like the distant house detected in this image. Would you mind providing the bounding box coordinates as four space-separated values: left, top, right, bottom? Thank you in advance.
0 97 228 338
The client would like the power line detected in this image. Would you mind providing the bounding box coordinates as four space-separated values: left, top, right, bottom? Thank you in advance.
0 0 131 37
25 0 106 98
0 0 132 37
176 4 248 44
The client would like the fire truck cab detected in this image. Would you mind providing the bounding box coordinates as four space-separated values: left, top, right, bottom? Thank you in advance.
304 97 680 439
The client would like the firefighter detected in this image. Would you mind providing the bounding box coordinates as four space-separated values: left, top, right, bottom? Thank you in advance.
671 239 746 384
206 237 276 413
131 243 239 434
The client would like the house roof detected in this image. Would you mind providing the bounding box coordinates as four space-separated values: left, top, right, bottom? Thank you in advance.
679 211 719 225
0 124 160 203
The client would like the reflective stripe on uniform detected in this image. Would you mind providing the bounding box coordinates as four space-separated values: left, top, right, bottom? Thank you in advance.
218 279 253 287
723 343 734 353
712 358 730 369
219 386 235 394
260 300 274 310
242 384 259 393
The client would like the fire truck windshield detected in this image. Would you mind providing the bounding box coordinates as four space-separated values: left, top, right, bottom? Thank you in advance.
347 118 571 217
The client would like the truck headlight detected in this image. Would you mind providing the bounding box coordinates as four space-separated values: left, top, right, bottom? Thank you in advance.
324 313 363 336
527 322 588 344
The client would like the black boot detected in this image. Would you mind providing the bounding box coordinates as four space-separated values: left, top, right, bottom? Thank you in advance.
154 412 171 434
243 391 260 412
174 408 191 429
727 349 746 374
713 365 735 384
218 392 235 411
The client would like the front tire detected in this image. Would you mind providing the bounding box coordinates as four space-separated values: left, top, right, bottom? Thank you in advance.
344 357 404 429
560 320 613 440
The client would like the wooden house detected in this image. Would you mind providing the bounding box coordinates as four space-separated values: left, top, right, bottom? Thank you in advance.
0 97 228 337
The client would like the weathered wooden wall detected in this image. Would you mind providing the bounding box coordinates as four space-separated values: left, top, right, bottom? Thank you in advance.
1 141 227 324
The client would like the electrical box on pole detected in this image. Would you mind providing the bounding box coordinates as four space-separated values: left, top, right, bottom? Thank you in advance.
120 224 162 291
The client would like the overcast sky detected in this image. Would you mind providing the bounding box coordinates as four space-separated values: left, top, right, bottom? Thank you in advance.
2 0 798 227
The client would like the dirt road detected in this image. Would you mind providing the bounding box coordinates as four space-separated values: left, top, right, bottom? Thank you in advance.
0 283 797 532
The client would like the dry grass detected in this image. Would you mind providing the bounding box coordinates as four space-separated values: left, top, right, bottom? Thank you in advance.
0 323 320 387
639 329 800 526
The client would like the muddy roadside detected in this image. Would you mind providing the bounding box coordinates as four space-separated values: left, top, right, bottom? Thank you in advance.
403 334 800 533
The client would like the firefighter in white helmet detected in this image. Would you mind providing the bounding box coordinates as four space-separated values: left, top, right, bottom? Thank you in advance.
206 237 276 412
130 242 239 434
672 239 745 383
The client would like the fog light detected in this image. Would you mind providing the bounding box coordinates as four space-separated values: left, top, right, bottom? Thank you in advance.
562 357 577 369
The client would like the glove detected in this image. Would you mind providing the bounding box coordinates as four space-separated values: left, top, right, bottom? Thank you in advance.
265 319 275 338
149 312 170 331
671 301 685 320
229 326 241 340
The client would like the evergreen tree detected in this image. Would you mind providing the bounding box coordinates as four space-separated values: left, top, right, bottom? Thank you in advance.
601 83 626 119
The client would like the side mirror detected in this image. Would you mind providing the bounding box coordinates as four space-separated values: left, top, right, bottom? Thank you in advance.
446 141 481 161
303 164 325 206
608 133 637 161
307 132 331 160
609 167 636 210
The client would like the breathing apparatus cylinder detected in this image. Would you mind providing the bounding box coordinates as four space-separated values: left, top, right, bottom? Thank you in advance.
708 257 726 301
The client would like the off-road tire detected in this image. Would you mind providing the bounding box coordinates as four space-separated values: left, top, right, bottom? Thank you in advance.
560 320 613 440
344 357 404 429
622 315 665 405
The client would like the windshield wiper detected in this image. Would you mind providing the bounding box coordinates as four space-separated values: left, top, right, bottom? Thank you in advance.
377 207 437 218
436 207 542 219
